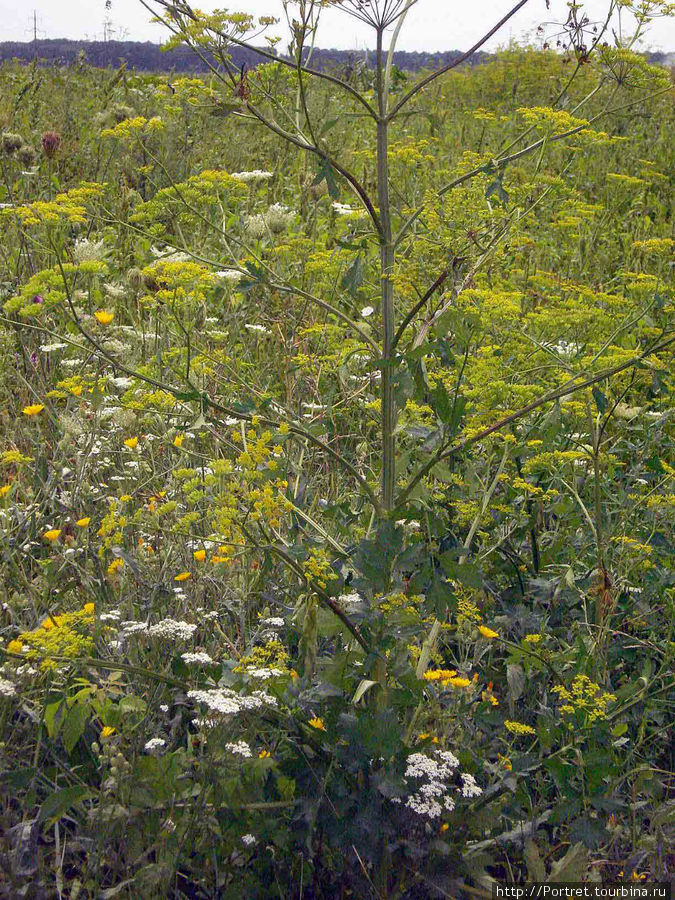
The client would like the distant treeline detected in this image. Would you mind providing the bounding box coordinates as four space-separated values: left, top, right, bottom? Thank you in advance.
0 39 490 73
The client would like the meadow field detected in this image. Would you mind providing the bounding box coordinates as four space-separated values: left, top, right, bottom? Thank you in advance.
0 2 673 896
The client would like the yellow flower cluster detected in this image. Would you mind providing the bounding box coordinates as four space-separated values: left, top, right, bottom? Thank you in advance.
11 603 96 670
101 115 164 139
303 548 338 591
423 669 472 689
517 106 590 135
234 639 290 674
504 720 536 737
5 182 105 228
552 674 616 724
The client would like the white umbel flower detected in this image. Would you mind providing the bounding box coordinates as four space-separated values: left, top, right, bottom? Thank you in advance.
224 741 252 758
73 238 106 263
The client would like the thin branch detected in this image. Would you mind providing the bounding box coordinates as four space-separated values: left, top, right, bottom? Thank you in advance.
388 0 532 119
397 335 675 507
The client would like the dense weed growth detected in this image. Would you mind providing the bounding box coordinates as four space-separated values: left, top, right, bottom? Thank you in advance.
0 0 674 895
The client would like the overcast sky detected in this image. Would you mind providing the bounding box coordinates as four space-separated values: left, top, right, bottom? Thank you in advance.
3 0 674 51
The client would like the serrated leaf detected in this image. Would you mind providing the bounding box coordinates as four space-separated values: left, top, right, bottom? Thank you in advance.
524 838 546 882
548 841 589 882
39 785 91 823
507 664 525 706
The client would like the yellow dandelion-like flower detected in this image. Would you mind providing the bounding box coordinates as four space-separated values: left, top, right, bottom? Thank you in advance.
478 625 499 639
440 823 449 833
94 310 114 325
7 639 23 654
174 571 191 582
43 528 61 542
123 436 139 449
83 603 95 614
119 494 132 502
448 677 472 689
258 749 271 759
423 669 458 683
23 404 45 416
75 517 91 527
308 717 326 731
193 549 206 562
173 434 184 447
100 726 116 738
0 485 11 497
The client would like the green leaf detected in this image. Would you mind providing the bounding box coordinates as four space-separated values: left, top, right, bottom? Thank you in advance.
524 838 546 882
548 841 589 881
44 699 64 739
39 785 91 823
341 254 363 296
439 553 482 589
62 700 90 754
592 385 608 413
313 158 339 199
352 679 379 705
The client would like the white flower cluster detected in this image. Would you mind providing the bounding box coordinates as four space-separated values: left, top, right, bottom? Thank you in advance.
460 773 482 798
181 651 214 665
187 687 278 717
147 619 198 641
243 667 285 680
73 237 106 263
231 170 273 183
99 609 121 622
262 617 284 628
120 621 148 637
241 833 257 846
0 676 17 697
402 750 481 819
144 737 166 752
224 741 252 758
339 591 365 609
214 269 242 282
39 342 68 353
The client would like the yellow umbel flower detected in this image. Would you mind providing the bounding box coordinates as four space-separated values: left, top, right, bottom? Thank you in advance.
43 529 61 542
94 310 114 325
23 404 45 416
504 720 536 736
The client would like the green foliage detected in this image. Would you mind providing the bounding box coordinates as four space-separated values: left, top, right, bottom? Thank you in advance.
0 5 673 896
